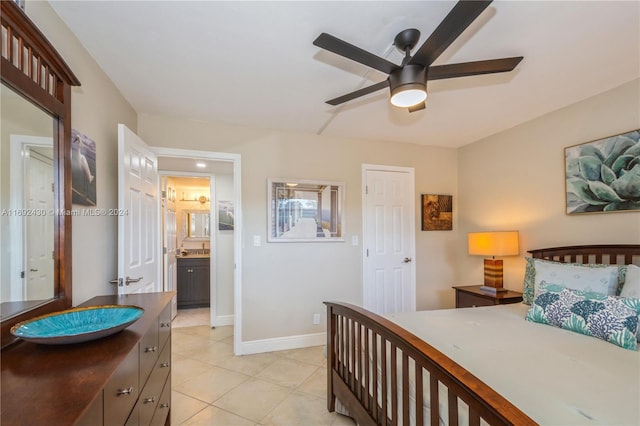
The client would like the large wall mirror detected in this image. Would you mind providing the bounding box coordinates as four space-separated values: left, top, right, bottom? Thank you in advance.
1 1 80 347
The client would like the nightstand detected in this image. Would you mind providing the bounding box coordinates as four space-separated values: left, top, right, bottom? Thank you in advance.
453 285 523 308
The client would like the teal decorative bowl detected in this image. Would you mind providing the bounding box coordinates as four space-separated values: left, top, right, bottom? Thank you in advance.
10 305 144 344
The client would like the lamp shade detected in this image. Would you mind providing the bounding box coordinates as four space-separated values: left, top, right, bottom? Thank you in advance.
468 231 519 257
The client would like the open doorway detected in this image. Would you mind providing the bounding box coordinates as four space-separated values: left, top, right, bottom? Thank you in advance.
154 148 242 354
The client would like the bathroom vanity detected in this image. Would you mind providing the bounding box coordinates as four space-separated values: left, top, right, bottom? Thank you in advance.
176 256 211 308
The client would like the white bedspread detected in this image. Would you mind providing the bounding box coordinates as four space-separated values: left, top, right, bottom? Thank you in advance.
385 303 640 426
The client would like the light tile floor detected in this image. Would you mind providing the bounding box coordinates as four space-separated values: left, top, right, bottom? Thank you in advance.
171 309 354 425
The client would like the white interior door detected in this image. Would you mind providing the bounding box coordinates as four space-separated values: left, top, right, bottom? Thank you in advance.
25 148 54 300
117 124 160 295
363 165 416 315
164 207 178 318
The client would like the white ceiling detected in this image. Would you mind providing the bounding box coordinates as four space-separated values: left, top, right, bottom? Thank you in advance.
50 1 639 148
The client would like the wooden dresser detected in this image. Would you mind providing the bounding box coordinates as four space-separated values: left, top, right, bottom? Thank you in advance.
1 292 174 425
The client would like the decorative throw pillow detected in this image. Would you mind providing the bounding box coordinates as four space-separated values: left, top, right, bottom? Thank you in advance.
522 258 625 305
526 282 640 350
620 265 640 341
533 259 618 300
620 265 640 298
522 257 536 305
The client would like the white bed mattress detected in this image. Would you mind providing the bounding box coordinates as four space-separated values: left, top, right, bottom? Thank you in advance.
385 303 640 426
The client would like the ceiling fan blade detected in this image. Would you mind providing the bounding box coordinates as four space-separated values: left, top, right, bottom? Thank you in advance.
428 57 523 80
326 80 390 105
409 0 493 67
408 102 426 113
314 33 401 75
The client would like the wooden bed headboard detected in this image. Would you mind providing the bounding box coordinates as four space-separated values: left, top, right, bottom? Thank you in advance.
528 244 640 266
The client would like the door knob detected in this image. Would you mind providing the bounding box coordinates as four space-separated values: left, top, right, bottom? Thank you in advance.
109 278 123 286
403 257 412 263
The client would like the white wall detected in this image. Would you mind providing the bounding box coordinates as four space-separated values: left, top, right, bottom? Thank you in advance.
457 79 640 291
26 1 138 305
138 114 459 343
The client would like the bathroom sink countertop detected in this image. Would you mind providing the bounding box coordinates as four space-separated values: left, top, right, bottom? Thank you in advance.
177 254 210 258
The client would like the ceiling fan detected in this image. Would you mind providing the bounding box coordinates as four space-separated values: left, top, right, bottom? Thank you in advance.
313 0 523 113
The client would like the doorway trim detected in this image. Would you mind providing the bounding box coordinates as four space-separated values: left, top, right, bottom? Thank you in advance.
361 163 416 313
153 147 242 355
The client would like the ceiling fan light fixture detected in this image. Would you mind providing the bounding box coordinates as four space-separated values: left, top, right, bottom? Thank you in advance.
389 65 427 108
390 85 427 108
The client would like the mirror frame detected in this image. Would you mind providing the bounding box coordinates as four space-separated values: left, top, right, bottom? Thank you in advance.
183 210 211 241
1 0 80 347
267 178 345 242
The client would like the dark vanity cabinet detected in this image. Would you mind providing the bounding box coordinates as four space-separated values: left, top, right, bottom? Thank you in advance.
177 257 211 308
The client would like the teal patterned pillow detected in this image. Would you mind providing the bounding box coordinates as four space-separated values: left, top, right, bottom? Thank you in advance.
522 258 627 305
526 281 640 350
522 257 536 305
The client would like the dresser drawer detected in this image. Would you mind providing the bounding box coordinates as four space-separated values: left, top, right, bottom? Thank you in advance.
158 303 172 350
139 323 160 385
457 291 495 308
104 346 139 426
149 375 171 426
137 340 171 425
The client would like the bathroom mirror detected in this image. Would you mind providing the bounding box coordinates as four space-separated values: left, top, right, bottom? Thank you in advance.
268 178 344 242
184 211 210 240
1 0 80 346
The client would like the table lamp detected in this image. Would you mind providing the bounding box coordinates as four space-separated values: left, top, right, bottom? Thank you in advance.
468 231 519 293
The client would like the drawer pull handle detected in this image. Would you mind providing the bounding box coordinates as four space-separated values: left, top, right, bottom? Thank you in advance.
160 322 171 328
160 362 170 368
145 346 157 353
160 403 170 409
144 397 156 404
117 387 133 396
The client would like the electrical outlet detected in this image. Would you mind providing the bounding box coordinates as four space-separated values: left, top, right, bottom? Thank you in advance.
313 313 321 325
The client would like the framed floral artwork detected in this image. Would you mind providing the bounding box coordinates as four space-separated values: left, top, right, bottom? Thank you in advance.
565 129 640 214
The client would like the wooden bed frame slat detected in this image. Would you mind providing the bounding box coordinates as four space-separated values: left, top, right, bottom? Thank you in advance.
326 245 639 425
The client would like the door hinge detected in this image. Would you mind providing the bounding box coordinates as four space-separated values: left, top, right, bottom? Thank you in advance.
366 249 369 257
51 183 54 192
20 271 24 279
365 185 368 195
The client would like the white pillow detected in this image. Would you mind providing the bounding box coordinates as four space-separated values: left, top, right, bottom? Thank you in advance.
620 264 640 342
620 264 640 298
533 259 619 299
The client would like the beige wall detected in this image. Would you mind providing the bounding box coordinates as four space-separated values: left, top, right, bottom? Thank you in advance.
26 1 138 305
138 114 459 341
457 78 640 291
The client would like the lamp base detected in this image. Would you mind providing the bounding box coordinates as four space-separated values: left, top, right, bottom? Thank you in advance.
480 285 509 294
483 258 504 289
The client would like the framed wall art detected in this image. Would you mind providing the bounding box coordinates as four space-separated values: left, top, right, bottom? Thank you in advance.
218 200 234 231
421 194 452 231
565 129 640 214
268 178 344 242
71 129 97 206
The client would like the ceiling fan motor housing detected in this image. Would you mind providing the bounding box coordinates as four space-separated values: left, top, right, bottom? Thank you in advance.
389 65 427 97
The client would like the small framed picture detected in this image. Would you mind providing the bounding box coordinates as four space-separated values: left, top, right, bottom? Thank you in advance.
421 194 452 231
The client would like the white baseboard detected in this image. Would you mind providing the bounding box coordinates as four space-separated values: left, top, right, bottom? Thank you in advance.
240 332 326 355
213 314 234 327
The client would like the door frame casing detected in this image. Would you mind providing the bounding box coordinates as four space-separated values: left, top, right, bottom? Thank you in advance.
361 163 416 312
153 147 242 355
